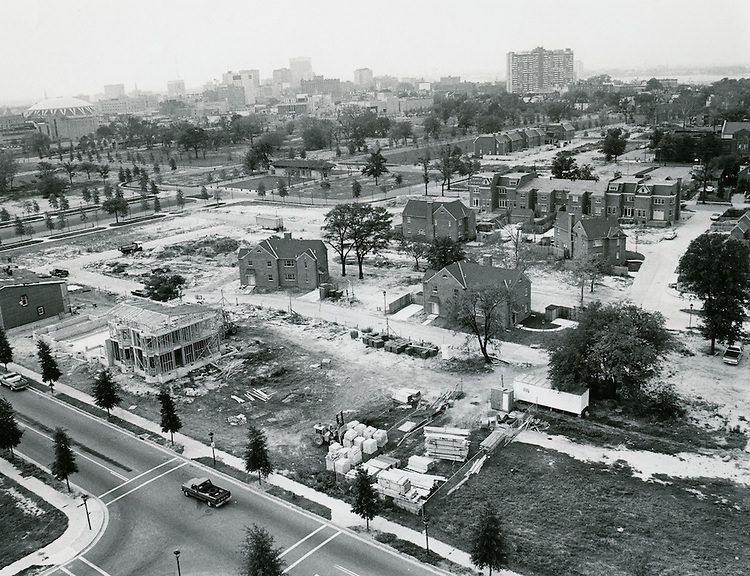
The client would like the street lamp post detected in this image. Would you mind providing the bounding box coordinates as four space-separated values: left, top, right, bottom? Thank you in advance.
689 303 694 329
81 494 92 530
421 507 430 552
209 432 216 466
174 550 181 576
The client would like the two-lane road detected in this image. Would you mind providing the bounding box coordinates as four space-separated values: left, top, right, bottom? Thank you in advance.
2 387 443 576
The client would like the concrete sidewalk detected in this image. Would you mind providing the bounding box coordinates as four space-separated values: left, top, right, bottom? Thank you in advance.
0 456 107 576
7 362 522 576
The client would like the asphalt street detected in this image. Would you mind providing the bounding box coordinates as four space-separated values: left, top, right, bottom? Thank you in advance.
2 385 448 576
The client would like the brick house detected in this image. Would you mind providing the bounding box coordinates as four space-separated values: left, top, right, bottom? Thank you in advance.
422 258 531 327
599 174 681 225
238 232 329 290
545 122 575 141
571 217 627 265
720 121 750 156
517 177 603 219
468 172 502 213
0 269 70 330
468 171 537 213
401 199 476 242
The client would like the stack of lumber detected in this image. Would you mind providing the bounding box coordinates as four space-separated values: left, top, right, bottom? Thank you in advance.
406 455 435 473
424 426 470 462
377 468 411 496
392 388 421 405
384 338 411 354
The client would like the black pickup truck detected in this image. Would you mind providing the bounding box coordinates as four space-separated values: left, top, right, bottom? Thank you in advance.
181 477 231 507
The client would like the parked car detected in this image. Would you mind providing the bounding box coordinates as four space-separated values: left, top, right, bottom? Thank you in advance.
50 268 69 277
710 213 722 221
131 289 150 298
723 343 744 365
663 229 677 240
0 372 28 391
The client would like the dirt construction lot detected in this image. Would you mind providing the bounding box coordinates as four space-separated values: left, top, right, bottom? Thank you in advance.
6 197 750 576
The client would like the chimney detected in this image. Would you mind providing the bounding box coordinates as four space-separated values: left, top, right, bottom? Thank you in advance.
283 232 292 239
482 254 493 267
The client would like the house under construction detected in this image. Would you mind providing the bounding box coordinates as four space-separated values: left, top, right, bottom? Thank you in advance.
105 302 223 384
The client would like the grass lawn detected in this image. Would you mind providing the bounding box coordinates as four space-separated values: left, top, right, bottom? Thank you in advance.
0 472 68 569
424 442 749 576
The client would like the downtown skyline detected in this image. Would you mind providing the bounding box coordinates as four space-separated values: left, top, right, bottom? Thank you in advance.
1 0 749 106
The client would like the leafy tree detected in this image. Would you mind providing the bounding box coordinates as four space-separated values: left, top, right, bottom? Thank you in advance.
153 195 162 213
393 173 403 186
257 182 266 197
426 237 466 270
81 184 92 204
351 179 362 200
38 174 67 199
243 148 261 174
678 233 750 353
240 524 285 576
0 152 18 193
169 158 177 171
175 189 185 210
322 204 356 276
470 502 505 576
0 208 10 221
400 240 428 271
145 273 186 301
51 428 78 491
37 339 62 391
548 302 671 400
348 204 392 279
351 466 380 530
78 161 97 180
92 369 121 417
14 216 25 238
159 389 182 445
602 127 628 161
178 126 207 159
244 425 273 485
417 155 431 195
277 179 288 200
26 132 51 158
102 196 129 223
97 164 110 183
200 185 209 201
449 284 515 363
551 151 579 179
44 213 54 231
361 149 389 185
0 398 23 460
423 115 442 141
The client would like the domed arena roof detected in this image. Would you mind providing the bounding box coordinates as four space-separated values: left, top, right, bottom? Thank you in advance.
26 97 96 118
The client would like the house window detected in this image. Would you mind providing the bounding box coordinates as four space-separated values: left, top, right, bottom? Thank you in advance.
607 207 617 215
283 259 294 267
593 239 603 247
624 207 633 217
626 195 634 202
37 306 45 316
654 198 665 205
608 183 619 192
19 295 28 307
472 198 479 207
284 272 296 281
304 261 308 268
268 274 273 281
267 260 272 267
418 229 425 235
407 217 411 223
432 286 438 293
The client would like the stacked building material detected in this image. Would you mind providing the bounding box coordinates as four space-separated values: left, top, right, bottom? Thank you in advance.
334 457 352 474
325 445 348 471
362 438 378 455
377 468 411 496
337 422 388 456
347 446 363 465
407 455 436 473
384 338 411 354
424 426 470 462
373 429 388 447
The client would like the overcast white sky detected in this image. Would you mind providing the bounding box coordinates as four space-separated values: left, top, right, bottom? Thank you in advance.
1 0 748 105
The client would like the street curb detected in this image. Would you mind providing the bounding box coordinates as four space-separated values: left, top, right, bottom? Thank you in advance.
0 456 108 576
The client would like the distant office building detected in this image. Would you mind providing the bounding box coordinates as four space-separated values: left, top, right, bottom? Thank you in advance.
575 60 584 80
167 79 185 98
104 84 125 99
354 68 373 87
222 70 260 105
506 47 575 94
273 68 292 84
290 57 313 87
300 76 341 99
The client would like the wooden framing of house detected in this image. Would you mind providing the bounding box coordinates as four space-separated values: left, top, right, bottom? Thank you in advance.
105 302 222 384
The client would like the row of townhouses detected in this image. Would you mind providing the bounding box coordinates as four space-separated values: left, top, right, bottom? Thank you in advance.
473 123 576 157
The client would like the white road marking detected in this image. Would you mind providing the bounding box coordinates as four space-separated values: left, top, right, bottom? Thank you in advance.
59 567 76 576
20 423 128 481
283 531 342 573
104 462 186 505
279 524 327 558
80 557 113 576
98 457 179 498
335 566 362 576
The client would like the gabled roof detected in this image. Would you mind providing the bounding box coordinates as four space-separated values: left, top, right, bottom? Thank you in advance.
722 121 750 137
518 176 605 196
729 213 750 240
403 198 471 220
108 302 218 331
423 260 526 290
0 269 66 289
575 217 626 240
257 236 326 261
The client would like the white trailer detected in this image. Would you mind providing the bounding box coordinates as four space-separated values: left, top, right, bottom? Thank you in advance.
256 215 283 231
513 374 589 416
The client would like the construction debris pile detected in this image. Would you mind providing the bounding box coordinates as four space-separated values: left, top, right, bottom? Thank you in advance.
424 426 471 462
